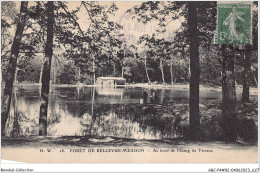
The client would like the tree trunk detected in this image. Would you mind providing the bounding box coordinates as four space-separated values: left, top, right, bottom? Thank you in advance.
52 57 56 84
39 58 44 84
92 86 95 101
221 45 237 142
170 57 174 85
1 1 28 135
188 2 201 140
121 65 124 78
1 27 6 52
159 59 165 83
182 46 190 78
113 62 116 76
251 70 258 86
39 1 54 136
14 67 19 84
250 43 258 86
78 67 81 84
89 104 96 136
144 58 151 84
241 46 251 103
122 47 125 78
12 88 19 137
14 58 20 84
93 55 96 85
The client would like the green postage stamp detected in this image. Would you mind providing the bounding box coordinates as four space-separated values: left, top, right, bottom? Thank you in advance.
217 3 252 44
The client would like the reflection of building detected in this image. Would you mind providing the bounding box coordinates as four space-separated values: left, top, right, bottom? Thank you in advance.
96 77 126 86
96 86 124 97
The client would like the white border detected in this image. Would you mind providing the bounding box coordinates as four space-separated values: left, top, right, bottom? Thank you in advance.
1 0 259 172
1 163 260 173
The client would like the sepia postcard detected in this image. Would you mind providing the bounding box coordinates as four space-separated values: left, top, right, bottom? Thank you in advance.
1 1 259 171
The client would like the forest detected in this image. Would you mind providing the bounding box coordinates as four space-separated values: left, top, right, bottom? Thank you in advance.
2 2 258 85
1 1 258 142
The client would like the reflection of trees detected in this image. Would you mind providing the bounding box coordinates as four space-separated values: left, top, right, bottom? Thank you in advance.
6 86 188 139
80 104 111 136
139 105 187 139
79 103 186 139
47 111 61 127
39 104 47 136
114 104 189 139
12 89 20 137
49 87 96 118
4 89 38 137
4 111 38 137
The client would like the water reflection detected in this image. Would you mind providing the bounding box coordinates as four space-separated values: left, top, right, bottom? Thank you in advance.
4 85 227 139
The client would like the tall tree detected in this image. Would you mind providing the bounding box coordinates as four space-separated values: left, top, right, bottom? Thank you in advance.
136 47 151 83
1 1 28 135
39 1 54 136
130 1 203 139
240 45 252 103
239 2 258 103
156 39 170 84
1 2 18 57
187 1 201 140
221 45 237 141
1 2 18 82
57 2 122 83
138 35 153 83
138 35 171 83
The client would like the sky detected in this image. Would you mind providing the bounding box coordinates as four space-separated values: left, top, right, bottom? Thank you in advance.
66 1 182 46
9 1 183 52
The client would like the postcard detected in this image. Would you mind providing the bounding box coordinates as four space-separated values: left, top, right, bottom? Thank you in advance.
1 1 258 171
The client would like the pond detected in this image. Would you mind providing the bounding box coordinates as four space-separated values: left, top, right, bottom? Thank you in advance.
3 85 249 140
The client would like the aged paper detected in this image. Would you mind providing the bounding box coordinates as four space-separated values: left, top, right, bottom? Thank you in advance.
1 1 258 170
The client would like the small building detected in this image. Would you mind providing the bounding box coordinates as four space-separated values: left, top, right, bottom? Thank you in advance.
96 77 126 86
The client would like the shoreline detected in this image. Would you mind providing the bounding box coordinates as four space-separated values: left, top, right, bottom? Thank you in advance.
2 82 257 95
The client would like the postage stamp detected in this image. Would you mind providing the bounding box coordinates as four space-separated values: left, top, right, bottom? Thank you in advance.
217 3 252 44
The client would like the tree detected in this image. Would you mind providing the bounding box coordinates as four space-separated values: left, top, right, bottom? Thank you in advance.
1 2 18 82
56 2 123 84
117 43 136 79
39 1 54 136
5 2 49 85
221 45 237 141
17 55 43 83
200 46 222 85
187 1 201 140
238 2 258 103
219 2 257 141
155 39 171 84
57 60 78 84
136 44 151 83
130 1 220 139
1 2 18 56
239 45 253 103
1 1 28 135
138 35 171 83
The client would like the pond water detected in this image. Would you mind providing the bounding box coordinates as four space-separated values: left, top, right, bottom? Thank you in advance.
3 85 248 140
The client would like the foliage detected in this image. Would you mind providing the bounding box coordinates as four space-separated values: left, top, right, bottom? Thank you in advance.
57 61 78 84
1 2 257 86
1 2 19 80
